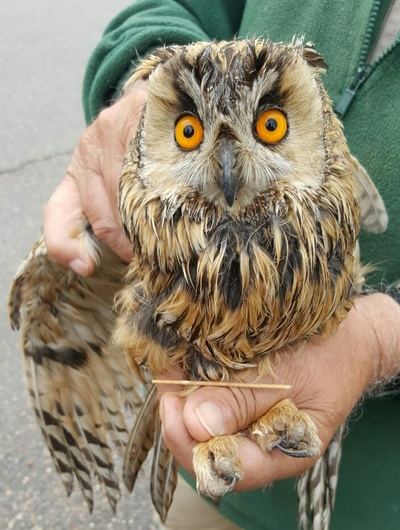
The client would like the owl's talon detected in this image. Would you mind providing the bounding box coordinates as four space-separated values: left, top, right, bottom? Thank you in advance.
193 435 242 499
276 442 318 459
248 399 321 459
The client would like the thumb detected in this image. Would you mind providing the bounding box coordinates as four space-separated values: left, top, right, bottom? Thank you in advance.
44 174 95 276
182 384 288 442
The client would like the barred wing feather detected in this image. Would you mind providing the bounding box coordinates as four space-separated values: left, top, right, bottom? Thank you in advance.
9 236 143 512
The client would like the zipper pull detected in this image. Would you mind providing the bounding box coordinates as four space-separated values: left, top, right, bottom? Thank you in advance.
335 67 367 118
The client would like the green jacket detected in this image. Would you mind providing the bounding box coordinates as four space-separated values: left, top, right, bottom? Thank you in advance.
83 1 400 528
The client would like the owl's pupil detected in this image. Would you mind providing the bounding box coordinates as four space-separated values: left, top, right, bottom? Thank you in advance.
265 118 278 131
183 125 195 138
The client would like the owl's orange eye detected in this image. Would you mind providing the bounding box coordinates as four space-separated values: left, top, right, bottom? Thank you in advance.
255 108 288 144
175 114 204 150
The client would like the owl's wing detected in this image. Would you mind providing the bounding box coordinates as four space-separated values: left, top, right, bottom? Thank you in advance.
351 155 388 234
9 233 144 513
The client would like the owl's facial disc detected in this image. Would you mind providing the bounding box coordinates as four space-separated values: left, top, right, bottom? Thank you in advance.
140 40 326 210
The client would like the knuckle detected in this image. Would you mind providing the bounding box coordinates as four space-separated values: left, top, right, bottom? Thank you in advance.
96 106 116 131
44 232 57 255
161 423 176 451
43 226 63 260
76 128 97 160
78 128 93 151
222 388 257 432
91 218 117 241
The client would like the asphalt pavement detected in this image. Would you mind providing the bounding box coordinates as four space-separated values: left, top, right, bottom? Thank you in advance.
0 3 155 528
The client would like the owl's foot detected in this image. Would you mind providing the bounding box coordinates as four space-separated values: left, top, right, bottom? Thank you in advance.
248 398 321 458
192 435 242 498
192 401 320 499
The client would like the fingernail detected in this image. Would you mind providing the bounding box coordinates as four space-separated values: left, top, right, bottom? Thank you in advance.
195 401 224 436
69 259 89 276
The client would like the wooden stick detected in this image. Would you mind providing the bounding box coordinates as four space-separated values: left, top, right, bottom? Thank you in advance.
152 379 291 390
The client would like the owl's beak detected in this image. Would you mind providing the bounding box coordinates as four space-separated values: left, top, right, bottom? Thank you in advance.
217 138 240 207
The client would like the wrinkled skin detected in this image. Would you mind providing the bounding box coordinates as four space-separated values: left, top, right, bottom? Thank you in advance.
44 80 147 273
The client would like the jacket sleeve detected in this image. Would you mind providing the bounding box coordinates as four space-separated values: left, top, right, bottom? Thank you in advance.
83 0 246 122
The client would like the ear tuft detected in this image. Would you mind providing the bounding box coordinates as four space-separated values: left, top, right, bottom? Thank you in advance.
124 46 183 92
302 42 328 71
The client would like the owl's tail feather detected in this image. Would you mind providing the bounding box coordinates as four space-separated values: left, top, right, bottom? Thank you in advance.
123 384 158 492
123 384 178 523
297 424 345 530
150 414 178 523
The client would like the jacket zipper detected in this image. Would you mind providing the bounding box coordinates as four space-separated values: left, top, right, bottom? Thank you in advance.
335 0 400 117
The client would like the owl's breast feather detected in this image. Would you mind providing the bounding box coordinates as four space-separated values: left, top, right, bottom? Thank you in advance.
116 178 361 381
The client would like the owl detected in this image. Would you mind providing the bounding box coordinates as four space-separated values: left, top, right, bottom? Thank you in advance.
9 39 387 530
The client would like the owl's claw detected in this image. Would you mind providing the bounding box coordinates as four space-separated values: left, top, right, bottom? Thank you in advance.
276 441 318 458
248 398 321 459
192 401 320 498
192 435 242 499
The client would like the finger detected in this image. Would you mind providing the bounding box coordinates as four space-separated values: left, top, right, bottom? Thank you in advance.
160 393 196 472
79 167 133 262
93 85 147 217
182 384 288 442
118 81 148 152
44 174 95 276
233 436 319 490
161 393 322 489
91 215 133 263
234 410 333 489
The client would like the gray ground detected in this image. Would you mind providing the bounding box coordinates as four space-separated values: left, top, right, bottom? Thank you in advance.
0 2 155 528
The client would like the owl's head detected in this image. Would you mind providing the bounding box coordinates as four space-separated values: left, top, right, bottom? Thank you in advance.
124 38 331 212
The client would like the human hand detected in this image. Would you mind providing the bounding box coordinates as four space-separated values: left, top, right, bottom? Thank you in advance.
159 293 400 490
44 80 147 275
